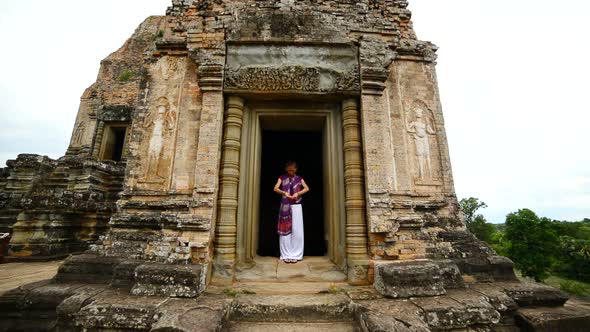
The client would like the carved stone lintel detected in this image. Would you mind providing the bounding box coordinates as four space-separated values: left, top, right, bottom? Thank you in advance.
224 66 360 94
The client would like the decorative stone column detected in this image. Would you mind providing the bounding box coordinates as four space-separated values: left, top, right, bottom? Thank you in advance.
342 99 370 284
212 96 245 283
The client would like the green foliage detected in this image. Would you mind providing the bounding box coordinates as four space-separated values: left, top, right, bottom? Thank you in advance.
505 209 559 282
550 220 590 239
118 70 134 82
553 236 590 282
157 29 165 38
490 230 509 256
459 197 495 243
469 215 497 243
559 279 590 297
460 197 488 224
457 198 590 285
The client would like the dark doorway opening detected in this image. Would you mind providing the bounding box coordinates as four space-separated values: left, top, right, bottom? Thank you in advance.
100 125 127 162
257 130 326 257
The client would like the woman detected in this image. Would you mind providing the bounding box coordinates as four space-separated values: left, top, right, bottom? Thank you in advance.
273 161 310 263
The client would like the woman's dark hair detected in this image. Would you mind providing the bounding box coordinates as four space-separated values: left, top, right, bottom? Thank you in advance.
285 160 298 168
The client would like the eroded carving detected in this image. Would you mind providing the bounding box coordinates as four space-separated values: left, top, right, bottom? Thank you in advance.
224 66 359 93
139 97 177 183
72 121 86 146
406 100 436 180
160 57 181 80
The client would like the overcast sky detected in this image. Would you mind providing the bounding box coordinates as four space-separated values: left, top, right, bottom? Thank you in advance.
0 1 588 223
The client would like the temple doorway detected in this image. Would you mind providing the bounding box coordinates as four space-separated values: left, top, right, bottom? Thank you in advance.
257 130 326 258
236 102 347 273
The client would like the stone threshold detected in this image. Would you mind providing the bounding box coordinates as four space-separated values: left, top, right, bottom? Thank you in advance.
234 256 347 283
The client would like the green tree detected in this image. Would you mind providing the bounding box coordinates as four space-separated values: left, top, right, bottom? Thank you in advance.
553 236 590 282
490 229 509 256
505 209 559 281
459 197 495 243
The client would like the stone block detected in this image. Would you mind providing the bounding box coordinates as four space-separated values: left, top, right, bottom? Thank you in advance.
355 298 430 331
515 301 590 332
229 294 353 322
55 284 108 330
373 260 446 298
434 259 465 290
469 283 519 315
131 263 203 298
73 290 167 331
410 294 501 330
503 282 569 307
487 255 519 281
110 259 143 288
54 253 120 284
151 294 232 332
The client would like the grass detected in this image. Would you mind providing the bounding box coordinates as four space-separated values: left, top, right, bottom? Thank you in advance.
544 275 590 298
117 70 134 82
515 269 590 298
318 283 345 295
222 288 256 297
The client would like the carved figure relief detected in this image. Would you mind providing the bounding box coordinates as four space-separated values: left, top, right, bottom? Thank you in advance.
159 56 183 81
139 97 177 183
161 57 178 80
406 101 436 180
72 121 86 146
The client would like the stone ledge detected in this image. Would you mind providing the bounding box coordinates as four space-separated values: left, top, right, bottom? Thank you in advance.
515 300 590 332
54 254 121 284
503 282 569 307
410 292 501 330
72 290 168 331
373 260 446 298
229 294 353 323
131 263 203 298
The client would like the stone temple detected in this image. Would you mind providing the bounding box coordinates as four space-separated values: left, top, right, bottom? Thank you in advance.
1 1 588 331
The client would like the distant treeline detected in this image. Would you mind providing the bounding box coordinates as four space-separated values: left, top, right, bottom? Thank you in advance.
460 197 590 282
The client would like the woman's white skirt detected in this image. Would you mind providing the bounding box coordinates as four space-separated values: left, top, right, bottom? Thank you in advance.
279 204 304 260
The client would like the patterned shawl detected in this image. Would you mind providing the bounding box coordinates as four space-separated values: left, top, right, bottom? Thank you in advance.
277 174 303 236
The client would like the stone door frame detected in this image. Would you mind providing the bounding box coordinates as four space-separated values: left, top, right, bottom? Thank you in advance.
236 101 347 270
213 96 369 284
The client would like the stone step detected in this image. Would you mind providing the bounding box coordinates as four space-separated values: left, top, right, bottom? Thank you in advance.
230 294 354 322
223 321 360 332
220 281 351 295
235 257 347 283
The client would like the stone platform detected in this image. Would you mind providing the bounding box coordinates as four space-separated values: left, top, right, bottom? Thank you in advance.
1 258 590 332
0 260 63 294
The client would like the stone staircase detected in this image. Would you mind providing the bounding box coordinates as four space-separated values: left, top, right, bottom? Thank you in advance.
2 255 590 331
222 294 361 332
